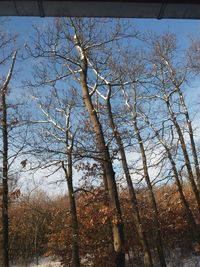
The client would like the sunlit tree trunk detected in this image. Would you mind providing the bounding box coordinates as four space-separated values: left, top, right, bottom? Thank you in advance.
2 89 9 267
159 52 200 192
132 117 166 267
165 98 200 212
122 86 166 267
142 114 200 244
176 87 200 192
152 38 200 206
106 86 153 267
167 150 200 243
75 38 125 266
1 51 17 267
62 156 80 267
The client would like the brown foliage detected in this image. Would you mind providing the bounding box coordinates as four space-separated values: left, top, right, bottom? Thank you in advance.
6 184 199 266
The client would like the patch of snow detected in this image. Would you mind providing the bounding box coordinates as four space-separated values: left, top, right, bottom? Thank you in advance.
167 254 200 267
11 257 62 267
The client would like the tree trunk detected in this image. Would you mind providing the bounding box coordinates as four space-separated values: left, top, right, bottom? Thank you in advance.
1 92 9 267
169 153 200 243
74 34 125 267
34 223 39 266
79 74 125 267
67 178 80 267
0 51 17 267
102 164 115 258
166 99 200 212
133 116 166 267
177 89 200 192
106 92 153 267
142 114 200 244
62 152 80 267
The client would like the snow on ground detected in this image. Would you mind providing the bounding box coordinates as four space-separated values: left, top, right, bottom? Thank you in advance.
29 261 62 267
11 257 62 267
10 254 200 267
167 255 200 267
182 257 200 267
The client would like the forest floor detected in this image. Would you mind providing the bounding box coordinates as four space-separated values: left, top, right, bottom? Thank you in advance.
11 257 62 267
166 254 200 267
10 254 200 267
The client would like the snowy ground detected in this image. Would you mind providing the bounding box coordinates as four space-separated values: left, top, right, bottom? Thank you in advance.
10 254 200 267
167 255 200 267
29 260 62 267
11 257 62 267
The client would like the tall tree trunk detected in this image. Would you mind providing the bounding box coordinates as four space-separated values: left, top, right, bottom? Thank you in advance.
102 164 115 258
168 151 200 243
81 78 125 266
164 59 200 192
75 48 125 266
142 114 200 244
62 151 80 267
132 115 166 267
67 177 80 267
122 85 166 266
106 90 153 267
177 88 200 191
2 92 9 267
1 51 17 267
166 98 200 212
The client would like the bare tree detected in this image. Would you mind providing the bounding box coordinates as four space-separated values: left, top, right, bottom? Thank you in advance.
0 51 17 267
30 86 81 267
107 86 154 266
121 83 166 267
86 57 153 266
146 34 200 213
153 34 200 191
26 18 139 266
139 108 200 245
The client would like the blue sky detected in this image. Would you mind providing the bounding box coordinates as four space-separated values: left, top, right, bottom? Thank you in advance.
7 17 200 43
4 17 200 195
7 17 200 94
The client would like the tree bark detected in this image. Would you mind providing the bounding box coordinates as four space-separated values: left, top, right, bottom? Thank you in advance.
166 98 200 212
62 157 80 267
1 92 9 267
75 43 125 266
132 114 166 267
67 164 80 267
1 51 17 267
162 56 200 192
177 88 200 192
106 90 153 267
168 151 200 243
142 114 200 244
